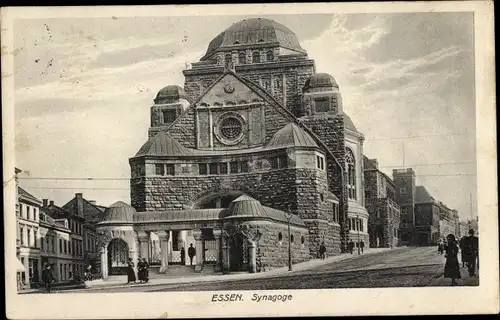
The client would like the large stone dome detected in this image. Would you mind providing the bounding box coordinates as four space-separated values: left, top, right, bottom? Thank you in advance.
154 85 188 104
200 18 306 61
303 73 339 91
99 201 136 224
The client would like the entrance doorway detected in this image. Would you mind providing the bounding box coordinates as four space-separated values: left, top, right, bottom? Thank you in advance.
107 238 129 275
229 233 245 271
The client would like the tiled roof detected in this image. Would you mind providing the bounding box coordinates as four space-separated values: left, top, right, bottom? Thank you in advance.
304 73 339 90
99 201 136 224
135 131 192 157
134 208 225 223
42 204 70 220
201 18 306 60
415 186 435 204
18 187 42 204
266 123 319 149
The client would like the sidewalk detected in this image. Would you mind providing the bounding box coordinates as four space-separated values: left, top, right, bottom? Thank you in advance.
427 264 480 287
64 247 405 292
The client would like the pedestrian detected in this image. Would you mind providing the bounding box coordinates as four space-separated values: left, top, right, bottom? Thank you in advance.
463 229 479 277
188 243 196 266
180 247 186 265
437 238 444 255
348 240 354 254
443 234 461 286
137 258 145 283
360 240 365 253
138 258 149 283
319 242 326 260
41 263 54 293
126 258 136 284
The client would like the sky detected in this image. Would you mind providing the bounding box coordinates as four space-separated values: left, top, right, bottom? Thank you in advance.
13 13 477 221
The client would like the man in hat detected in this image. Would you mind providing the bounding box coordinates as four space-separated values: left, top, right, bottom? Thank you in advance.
42 263 54 293
462 229 479 277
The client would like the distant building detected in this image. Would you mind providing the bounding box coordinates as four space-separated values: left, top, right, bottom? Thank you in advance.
17 185 43 289
393 168 417 246
414 186 440 246
42 199 86 279
62 193 106 272
364 157 401 248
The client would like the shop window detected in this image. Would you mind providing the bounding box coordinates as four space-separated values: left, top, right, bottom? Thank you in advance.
199 164 207 175
155 164 165 176
166 164 175 176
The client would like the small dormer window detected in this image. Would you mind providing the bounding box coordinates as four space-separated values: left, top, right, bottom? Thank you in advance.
163 110 177 123
314 98 330 113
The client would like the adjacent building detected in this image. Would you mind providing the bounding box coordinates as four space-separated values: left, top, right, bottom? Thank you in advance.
96 17 371 278
364 157 401 248
393 168 417 246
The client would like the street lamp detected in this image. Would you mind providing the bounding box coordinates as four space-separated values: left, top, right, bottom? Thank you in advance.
357 214 361 255
284 206 293 271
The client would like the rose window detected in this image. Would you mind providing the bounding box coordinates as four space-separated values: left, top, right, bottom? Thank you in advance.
220 117 243 140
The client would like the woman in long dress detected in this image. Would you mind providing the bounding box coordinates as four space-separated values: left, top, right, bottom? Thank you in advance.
444 234 461 286
126 258 136 284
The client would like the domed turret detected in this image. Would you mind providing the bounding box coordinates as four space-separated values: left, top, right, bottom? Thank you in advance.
154 85 188 104
200 18 306 61
303 73 339 92
99 201 136 224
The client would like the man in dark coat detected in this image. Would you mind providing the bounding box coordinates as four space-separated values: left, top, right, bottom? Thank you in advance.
348 240 354 254
319 243 326 260
126 258 136 284
188 243 196 266
360 240 365 253
463 229 479 277
138 258 149 283
42 263 54 293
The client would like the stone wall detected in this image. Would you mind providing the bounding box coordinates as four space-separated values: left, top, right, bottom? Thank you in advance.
237 221 311 270
299 115 349 252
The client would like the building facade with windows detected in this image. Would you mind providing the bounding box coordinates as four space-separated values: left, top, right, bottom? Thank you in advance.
17 186 43 289
42 200 86 279
97 18 368 277
364 157 401 248
393 168 417 246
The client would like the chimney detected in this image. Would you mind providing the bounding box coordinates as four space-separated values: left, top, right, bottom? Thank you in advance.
49 200 54 206
43 199 48 207
76 193 84 217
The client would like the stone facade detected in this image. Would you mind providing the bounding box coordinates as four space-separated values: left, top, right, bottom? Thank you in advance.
364 157 401 248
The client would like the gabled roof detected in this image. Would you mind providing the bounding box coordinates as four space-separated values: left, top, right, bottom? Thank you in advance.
18 187 42 205
42 204 71 220
135 131 192 157
266 122 319 149
415 186 435 204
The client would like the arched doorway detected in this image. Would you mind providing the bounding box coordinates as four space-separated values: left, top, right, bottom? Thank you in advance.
229 233 245 271
107 238 129 275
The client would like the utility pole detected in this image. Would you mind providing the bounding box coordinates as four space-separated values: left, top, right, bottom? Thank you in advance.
402 141 405 168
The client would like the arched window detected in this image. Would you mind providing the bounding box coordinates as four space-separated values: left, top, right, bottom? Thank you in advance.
238 52 246 65
346 147 357 200
252 51 260 63
278 232 283 242
225 54 232 67
266 50 274 62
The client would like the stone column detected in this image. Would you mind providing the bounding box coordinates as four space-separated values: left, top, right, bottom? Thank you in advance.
193 230 203 272
157 231 170 273
213 229 222 272
221 235 230 274
247 240 257 274
100 247 108 279
137 231 150 261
